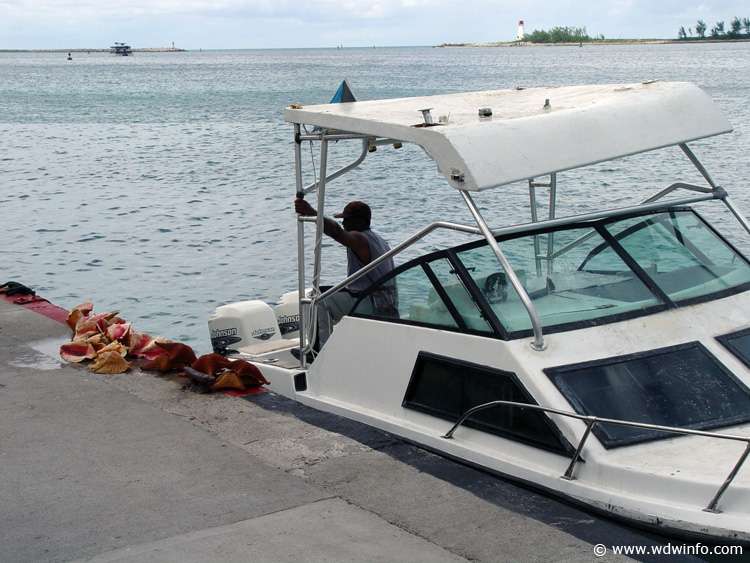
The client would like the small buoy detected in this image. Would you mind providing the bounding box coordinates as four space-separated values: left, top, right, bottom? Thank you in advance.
67 52 72 60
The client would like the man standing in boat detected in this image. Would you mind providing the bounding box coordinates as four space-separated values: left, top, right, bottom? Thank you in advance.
294 198 396 353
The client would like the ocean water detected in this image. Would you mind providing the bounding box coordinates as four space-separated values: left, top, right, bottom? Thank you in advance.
2 43 749 354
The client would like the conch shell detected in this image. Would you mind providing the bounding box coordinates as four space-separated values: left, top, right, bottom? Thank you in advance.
89 350 132 374
66 302 94 331
98 340 128 357
228 359 270 385
191 353 231 376
142 342 197 372
211 370 245 391
60 340 96 363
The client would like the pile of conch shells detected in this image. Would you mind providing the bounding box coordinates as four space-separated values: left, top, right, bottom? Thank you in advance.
59 302 270 393
60 302 167 374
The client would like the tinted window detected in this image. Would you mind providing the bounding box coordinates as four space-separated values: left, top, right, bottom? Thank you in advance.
717 327 750 370
404 353 571 454
545 343 750 448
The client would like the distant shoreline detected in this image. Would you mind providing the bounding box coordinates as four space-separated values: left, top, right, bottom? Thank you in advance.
0 47 187 53
437 38 750 47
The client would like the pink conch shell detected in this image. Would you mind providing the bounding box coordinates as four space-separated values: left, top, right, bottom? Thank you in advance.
142 342 196 373
74 327 99 342
107 322 131 342
128 332 155 357
138 337 168 360
74 320 100 339
66 302 94 331
107 317 126 330
83 311 119 333
89 351 132 374
60 340 96 363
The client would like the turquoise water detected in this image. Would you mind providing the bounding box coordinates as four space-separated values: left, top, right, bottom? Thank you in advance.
2 44 749 353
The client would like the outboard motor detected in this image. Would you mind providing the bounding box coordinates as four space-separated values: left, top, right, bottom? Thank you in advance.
208 300 281 355
208 291 301 355
273 291 301 339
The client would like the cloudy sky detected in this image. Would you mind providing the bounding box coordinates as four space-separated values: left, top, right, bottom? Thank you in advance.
1 0 747 50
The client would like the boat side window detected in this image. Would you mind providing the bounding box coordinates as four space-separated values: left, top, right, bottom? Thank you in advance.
352 257 493 333
603 210 750 302
428 258 493 333
456 227 662 334
403 352 572 454
352 259 459 328
717 327 750 370
545 342 750 448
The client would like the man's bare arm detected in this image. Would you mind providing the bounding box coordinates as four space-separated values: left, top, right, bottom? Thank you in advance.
295 199 371 263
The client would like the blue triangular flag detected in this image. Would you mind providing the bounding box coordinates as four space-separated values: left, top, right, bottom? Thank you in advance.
330 78 356 103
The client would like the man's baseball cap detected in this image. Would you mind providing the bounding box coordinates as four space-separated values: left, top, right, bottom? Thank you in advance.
334 201 371 221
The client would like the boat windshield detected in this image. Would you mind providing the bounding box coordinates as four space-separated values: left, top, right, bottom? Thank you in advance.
352 208 750 338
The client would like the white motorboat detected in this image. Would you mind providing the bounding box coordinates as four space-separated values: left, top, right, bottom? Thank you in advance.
209 81 750 544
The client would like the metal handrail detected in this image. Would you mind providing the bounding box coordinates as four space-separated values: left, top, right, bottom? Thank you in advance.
298 217 481 301
441 399 750 513
295 217 483 355
299 137 369 197
488 190 721 240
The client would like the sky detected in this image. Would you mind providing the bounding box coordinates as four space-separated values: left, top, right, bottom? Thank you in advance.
1 0 748 50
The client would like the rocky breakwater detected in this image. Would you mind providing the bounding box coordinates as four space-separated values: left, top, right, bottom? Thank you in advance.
0 47 187 53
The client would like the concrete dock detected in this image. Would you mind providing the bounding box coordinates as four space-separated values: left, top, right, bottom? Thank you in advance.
1 297 695 562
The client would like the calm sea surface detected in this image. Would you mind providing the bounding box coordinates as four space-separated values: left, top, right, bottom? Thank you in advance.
2 43 749 353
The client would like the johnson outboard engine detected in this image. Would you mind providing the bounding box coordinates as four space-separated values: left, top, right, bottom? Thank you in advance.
208 291 300 355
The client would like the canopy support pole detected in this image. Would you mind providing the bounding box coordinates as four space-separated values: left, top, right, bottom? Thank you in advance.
529 174 557 275
680 143 750 235
294 130 330 367
680 143 718 189
294 123 309 365
460 190 546 351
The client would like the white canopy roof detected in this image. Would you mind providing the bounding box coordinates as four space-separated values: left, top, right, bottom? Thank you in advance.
285 82 732 191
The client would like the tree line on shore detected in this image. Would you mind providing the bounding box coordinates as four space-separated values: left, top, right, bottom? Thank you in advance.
677 18 750 39
520 20 750 44
523 27 602 44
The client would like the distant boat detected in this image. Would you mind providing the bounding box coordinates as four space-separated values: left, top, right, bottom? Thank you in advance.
110 42 132 56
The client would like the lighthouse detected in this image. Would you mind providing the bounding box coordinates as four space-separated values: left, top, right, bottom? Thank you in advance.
517 20 526 41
